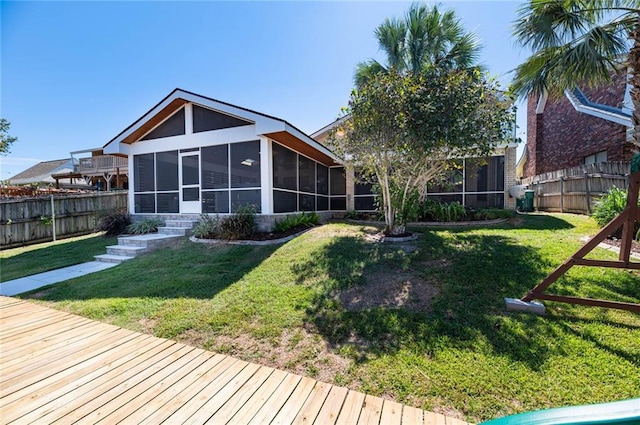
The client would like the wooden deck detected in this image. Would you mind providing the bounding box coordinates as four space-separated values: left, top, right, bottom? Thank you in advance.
0 297 470 424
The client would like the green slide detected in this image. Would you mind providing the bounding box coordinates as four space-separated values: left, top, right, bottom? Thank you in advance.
480 398 640 425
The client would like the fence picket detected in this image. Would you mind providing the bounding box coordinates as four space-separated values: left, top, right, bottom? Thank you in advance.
1 192 127 248
522 162 629 214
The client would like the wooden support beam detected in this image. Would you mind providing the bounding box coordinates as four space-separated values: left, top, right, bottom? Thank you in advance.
518 169 640 313
619 173 640 262
572 259 640 269
536 294 640 313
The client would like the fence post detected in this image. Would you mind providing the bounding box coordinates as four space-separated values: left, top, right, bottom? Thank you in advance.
50 194 57 241
560 176 564 213
584 172 591 215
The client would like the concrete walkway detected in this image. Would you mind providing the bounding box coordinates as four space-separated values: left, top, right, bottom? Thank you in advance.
0 261 117 296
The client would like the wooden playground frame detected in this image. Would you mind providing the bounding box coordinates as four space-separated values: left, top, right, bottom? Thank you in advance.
520 168 640 313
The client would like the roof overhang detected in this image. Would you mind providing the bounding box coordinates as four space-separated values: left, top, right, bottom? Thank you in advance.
266 122 339 166
310 115 349 140
535 87 632 128
103 88 340 165
535 91 548 114
564 88 632 127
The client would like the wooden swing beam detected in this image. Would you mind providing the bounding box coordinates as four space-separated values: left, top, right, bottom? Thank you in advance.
520 167 640 313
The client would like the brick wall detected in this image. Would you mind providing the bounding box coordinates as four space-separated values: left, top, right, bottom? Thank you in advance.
524 75 631 178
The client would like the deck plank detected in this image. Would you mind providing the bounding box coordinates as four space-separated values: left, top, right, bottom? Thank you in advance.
403 405 425 425
206 365 275 423
270 376 318 424
0 296 470 425
0 324 119 374
185 361 261 423
224 368 289 424
0 335 161 422
292 381 333 424
314 384 350 425
0 314 88 341
336 390 367 425
446 417 470 425
120 351 226 423
380 399 404 425
246 372 302 425
50 344 195 424
357 394 384 425
424 411 447 425
0 321 104 364
20 340 181 424
139 355 239 424
0 328 134 395
89 347 210 424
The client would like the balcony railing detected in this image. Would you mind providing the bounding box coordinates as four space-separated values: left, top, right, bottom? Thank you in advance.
77 155 128 175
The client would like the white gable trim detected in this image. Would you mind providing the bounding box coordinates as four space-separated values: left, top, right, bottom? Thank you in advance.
103 89 339 161
535 91 548 114
564 88 632 127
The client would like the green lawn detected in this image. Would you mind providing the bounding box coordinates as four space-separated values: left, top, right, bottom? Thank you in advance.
0 233 117 282
17 214 640 423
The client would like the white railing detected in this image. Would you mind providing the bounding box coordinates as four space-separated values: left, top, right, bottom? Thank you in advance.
78 155 128 175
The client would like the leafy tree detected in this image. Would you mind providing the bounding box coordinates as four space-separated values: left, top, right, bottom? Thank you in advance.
511 0 639 148
332 71 514 235
355 3 482 87
0 118 18 155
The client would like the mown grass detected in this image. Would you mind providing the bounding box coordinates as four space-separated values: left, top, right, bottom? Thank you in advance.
18 214 640 423
1 233 117 281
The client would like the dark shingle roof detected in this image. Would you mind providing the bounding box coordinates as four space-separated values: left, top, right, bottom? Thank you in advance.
9 159 73 183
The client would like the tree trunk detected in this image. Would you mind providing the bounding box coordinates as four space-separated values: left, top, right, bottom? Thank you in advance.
386 223 406 236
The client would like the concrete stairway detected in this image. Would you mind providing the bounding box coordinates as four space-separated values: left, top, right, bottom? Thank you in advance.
95 219 198 264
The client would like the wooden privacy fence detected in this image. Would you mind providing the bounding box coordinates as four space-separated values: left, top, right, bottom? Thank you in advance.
521 162 630 214
0 192 127 248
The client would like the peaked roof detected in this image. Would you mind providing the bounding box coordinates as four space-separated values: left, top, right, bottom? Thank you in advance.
9 159 75 184
536 85 632 127
103 88 338 165
564 87 632 127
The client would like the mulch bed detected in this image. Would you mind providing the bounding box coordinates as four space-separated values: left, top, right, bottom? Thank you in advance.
604 237 640 255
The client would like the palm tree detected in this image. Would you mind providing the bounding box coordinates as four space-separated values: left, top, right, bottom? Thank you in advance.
511 0 639 148
354 3 482 86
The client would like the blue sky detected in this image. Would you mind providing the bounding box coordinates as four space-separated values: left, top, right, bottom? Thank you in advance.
1 1 527 180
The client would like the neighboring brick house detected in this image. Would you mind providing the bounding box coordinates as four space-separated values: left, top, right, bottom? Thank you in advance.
521 72 634 178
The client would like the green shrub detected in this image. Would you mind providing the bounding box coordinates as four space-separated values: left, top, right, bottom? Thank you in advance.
345 210 359 220
420 199 466 222
126 217 164 235
592 187 640 239
469 208 513 221
592 187 630 227
274 212 320 233
219 205 257 240
97 209 131 237
192 214 220 239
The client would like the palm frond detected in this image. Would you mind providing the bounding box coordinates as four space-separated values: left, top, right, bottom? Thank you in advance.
512 0 636 99
513 0 593 50
375 18 407 71
354 60 388 88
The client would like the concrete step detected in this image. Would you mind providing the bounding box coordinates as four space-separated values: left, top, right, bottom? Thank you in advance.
158 226 192 236
118 233 182 247
94 254 135 264
98 227 189 266
106 245 147 257
165 219 198 228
